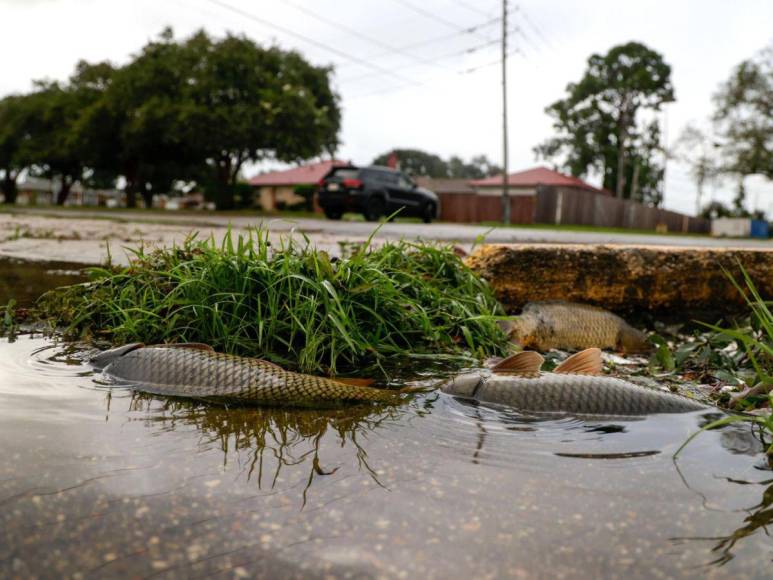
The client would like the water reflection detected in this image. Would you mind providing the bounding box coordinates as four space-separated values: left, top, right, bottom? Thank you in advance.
673 475 773 566
0 258 87 306
116 392 428 505
671 419 772 567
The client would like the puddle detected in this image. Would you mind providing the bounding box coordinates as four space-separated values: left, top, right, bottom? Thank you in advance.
0 261 771 578
2 336 771 578
0 257 87 306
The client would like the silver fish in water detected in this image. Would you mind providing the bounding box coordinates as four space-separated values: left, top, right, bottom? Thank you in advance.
92 343 402 406
441 348 708 416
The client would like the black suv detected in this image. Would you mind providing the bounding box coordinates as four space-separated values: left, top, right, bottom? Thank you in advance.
318 165 440 223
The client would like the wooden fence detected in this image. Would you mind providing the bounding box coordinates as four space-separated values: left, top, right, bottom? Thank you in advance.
438 193 534 224
534 187 710 233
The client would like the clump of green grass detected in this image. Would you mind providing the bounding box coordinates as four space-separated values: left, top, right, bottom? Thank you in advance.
709 266 773 393
677 266 773 457
35 229 509 377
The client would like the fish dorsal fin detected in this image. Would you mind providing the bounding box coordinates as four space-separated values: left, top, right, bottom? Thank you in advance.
492 351 544 374
335 377 375 387
554 348 602 375
150 343 215 352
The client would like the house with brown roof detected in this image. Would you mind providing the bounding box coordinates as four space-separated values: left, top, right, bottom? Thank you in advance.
248 159 348 211
463 166 707 233
469 166 613 197
428 166 609 224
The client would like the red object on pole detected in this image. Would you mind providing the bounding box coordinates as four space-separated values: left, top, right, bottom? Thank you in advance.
387 151 399 169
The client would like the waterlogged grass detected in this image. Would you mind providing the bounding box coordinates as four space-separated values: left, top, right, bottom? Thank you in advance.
677 267 773 456
34 229 510 377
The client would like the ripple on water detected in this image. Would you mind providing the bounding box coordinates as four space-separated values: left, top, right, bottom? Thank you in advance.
1 335 771 578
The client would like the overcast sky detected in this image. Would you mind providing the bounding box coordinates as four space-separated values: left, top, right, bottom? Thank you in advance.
2 0 771 216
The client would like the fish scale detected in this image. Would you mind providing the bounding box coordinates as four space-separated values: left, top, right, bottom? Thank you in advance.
506 301 651 353
95 345 400 406
444 371 708 416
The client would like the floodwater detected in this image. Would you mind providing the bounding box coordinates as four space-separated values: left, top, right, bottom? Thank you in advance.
1 264 771 579
0 257 87 306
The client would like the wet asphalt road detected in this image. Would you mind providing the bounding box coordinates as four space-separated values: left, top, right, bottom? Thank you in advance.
5 207 772 249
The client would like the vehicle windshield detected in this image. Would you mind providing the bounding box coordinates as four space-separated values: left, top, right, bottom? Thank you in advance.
398 174 415 189
329 168 359 180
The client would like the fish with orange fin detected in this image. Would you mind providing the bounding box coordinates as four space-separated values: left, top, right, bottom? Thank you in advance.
441 348 708 416
92 343 403 407
499 301 651 354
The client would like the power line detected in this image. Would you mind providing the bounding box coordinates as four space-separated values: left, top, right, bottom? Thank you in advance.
201 0 421 86
340 29 522 84
390 0 492 39
462 47 522 74
280 0 455 72
515 5 555 51
449 0 497 18
346 44 523 99
512 24 541 55
344 15 501 66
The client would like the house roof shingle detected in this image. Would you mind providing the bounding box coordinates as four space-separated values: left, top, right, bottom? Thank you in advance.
470 166 609 195
248 160 349 187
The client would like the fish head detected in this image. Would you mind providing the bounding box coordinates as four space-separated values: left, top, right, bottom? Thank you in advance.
91 343 145 370
440 371 486 398
616 326 652 354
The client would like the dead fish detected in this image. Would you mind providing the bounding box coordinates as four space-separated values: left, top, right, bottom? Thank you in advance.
91 343 402 406
499 301 651 354
441 348 708 416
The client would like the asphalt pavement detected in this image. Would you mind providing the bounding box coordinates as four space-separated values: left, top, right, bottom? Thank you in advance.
5 207 771 249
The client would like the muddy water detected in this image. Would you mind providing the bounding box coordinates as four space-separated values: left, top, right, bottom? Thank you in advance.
1 268 772 578
0 257 87 306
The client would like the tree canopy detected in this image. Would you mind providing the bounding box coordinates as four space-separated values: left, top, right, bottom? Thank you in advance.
713 45 772 180
535 41 674 205
0 28 341 209
372 149 501 179
677 43 771 218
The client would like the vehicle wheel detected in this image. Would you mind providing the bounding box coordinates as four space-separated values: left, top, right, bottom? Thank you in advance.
364 197 385 221
422 202 436 224
324 208 343 220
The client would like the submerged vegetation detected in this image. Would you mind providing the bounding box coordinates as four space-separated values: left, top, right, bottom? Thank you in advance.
32 229 509 376
676 267 773 456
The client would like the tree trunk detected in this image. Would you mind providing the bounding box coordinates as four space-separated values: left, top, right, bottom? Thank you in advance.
695 180 704 216
124 162 139 208
1 172 19 204
630 159 640 202
141 184 154 209
215 157 235 210
733 176 746 212
56 176 73 206
615 119 627 199
125 186 137 208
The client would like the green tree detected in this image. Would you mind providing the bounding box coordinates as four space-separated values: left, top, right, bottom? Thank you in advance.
372 150 501 179
675 123 721 215
179 31 341 209
24 68 113 205
372 149 448 177
447 154 502 179
0 94 39 204
699 200 734 220
103 28 198 208
712 44 772 210
535 41 675 203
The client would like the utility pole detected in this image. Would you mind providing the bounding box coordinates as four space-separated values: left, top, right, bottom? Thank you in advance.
501 0 510 224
